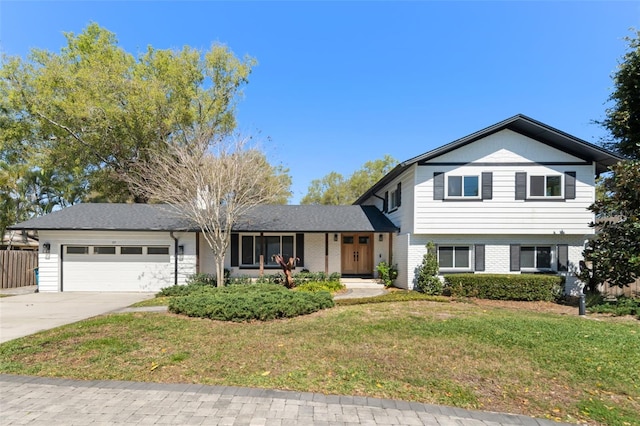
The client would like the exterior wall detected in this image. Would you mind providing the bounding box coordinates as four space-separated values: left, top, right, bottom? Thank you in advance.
360 166 415 235
403 234 587 294
37 230 196 292
414 130 596 235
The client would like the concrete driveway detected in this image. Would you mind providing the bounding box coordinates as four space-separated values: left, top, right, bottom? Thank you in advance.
0 292 155 343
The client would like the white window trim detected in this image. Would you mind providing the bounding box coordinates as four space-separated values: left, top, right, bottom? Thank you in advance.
520 245 554 271
390 188 399 210
446 175 481 199
528 174 563 199
437 245 473 272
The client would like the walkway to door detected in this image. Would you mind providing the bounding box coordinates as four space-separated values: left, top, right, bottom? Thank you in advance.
335 277 386 300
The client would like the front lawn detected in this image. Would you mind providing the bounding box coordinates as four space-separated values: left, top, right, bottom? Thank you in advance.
0 300 637 425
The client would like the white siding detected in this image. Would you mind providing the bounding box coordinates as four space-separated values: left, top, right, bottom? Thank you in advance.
413 131 596 235
37 231 196 292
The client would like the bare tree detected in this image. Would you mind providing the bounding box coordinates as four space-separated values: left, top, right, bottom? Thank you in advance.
128 133 289 286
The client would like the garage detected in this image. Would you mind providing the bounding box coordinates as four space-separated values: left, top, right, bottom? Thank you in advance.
62 244 173 292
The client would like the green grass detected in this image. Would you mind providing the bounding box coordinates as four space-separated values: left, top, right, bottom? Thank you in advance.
0 300 637 425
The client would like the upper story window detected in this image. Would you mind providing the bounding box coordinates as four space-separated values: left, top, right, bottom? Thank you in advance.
434 172 492 201
390 188 400 209
447 176 479 198
515 171 576 201
530 175 562 198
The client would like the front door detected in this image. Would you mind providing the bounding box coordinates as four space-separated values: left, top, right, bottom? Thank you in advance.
341 233 373 275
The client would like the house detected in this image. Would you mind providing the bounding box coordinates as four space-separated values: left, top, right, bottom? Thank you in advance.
355 114 621 294
8 204 397 292
9 115 621 294
1 230 38 250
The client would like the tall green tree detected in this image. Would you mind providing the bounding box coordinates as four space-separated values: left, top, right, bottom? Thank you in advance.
600 31 640 160
583 31 640 289
301 154 398 205
1 22 257 206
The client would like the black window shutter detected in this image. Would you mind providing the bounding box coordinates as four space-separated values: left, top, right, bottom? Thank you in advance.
434 172 444 200
230 233 239 267
474 244 485 271
565 172 576 200
383 191 389 212
510 244 520 271
481 172 493 200
557 244 568 271
296 233 304 267
515 172 527 200
396 182 402 207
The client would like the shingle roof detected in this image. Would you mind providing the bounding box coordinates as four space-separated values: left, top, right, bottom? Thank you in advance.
355 114 623 204
8 203 398 233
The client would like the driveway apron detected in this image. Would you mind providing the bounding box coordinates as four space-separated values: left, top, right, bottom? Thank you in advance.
0 292 155 343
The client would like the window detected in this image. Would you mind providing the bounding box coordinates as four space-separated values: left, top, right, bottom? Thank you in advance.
529 175 562 198
241 235 295 266
390 189 399 209
121 246 143 255
66 246 89 254
438 246 471 269
93 246 116 255
447 176 479 198
147 247 169 255
521 246 552 269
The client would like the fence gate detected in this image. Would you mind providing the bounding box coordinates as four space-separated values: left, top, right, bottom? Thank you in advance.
0 251 38 289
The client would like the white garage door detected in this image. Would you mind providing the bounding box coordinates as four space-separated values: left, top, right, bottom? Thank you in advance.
62 245 173 292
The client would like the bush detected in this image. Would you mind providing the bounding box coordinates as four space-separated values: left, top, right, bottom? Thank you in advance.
588 296 640 317
255 271 341 286
168 284 334 321
295 280 345 293
444 274 564 301
415 242 442 295
376 262 398 288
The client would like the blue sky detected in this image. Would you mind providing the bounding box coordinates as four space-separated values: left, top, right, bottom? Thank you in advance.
1 1 637 203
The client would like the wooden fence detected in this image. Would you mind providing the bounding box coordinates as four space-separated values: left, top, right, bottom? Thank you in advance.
0 251 38 289
600 279 640 297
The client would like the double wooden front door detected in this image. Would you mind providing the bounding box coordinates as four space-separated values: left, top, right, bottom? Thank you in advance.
341 233 373 275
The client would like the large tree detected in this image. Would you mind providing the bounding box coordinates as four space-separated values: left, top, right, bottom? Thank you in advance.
583 31 640 289
1 23 257 208
127 132 290 286
301 154 398 205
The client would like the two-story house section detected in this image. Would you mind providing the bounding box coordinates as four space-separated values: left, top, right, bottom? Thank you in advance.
355 115 622 294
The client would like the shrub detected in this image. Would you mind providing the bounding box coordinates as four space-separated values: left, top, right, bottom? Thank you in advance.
295 280 345 293
168 284 334 321
444 274 564 302
157 281 211 297
415 241 442 295
376 262 398 288
588 296 640 317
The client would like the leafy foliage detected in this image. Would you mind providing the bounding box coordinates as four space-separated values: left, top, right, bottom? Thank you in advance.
583 160 640 288
301 155 398 204
600 31 640 160
444 274 564 301
375 261 398 288
168 284 334 321
294 280 345 293
588 295 640 318
415 241 443 295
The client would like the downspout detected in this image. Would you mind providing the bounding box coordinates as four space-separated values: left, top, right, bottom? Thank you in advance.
170 232 178 286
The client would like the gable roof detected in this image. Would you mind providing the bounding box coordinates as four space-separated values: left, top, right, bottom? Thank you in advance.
8 203 398 233
355 114 623 204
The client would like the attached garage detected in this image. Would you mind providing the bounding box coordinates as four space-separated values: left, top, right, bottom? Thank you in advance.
62 245 172 292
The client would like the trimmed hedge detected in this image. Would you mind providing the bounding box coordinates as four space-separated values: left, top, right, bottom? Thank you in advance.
444 274 564 301
168 284 334 321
